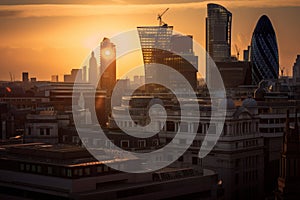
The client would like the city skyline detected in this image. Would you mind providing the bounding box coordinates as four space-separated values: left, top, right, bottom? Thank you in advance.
0 1 300 81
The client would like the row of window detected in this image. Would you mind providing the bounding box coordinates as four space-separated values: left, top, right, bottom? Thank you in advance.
19 163 115 178
27 127 51 136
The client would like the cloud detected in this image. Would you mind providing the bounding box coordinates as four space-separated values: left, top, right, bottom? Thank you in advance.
0 0 299 18
0 10 22 17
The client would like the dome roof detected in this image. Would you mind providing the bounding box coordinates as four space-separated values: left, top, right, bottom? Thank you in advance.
242 98 257 107
254 87 267 99
219 98 236 110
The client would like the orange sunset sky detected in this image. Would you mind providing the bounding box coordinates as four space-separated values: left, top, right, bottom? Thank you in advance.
0 0 300 81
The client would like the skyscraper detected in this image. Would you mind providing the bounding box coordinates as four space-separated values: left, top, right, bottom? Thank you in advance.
100 37 116 95
250 15 279 85
89 51 98 85
137 25 173 88
206 3 232 84
137 25 197 92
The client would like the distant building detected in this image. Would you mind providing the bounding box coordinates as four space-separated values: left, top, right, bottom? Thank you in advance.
206 4 232 85
51 75 59 82
250 15 279 85
30 77 37 82
22 72 29 82
137 26 197 92
292 55 300 83
100 38 116 96
89 51 98 85
111 94 264 200
0 143 222 200
24 110 59 144
64 69 82 83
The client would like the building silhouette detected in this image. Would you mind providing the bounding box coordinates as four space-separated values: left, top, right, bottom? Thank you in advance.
250 15 279 85
51 75 59 82
275 110 300 200
293 55 300 83
100 38 116 95
206 4 232 85
22 72 29 82
137 25 197 92
89 51 98 85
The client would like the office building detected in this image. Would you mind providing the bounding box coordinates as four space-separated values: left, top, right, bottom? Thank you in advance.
137 26 197 92
22 72 29 82
100 38 116 95
206 4 232 85
51 75 59 82
250 15 279 85
89 51 98 85
0 143 222 200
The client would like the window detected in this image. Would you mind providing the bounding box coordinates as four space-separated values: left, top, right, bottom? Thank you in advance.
40 128 44 135
84 168 91 175
27 127 31 135
46 128 50 135
97 166 102 173
78 169 83 176
47 166 53 174
192 157 198 165
138 140 146 148
31 165 36 172
103 165 109 172
37 165 41 173
20 163 25 171
26 164 30 171
121 140 129 148
67 169 72 177
152 139 159 146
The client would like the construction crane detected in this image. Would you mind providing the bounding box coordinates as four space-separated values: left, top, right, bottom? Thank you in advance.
157 8 169 26
235 44 240 60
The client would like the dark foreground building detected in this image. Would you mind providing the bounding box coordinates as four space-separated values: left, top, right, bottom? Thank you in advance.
0 143 223 200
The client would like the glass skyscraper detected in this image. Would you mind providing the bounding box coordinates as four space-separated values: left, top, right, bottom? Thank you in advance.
137 25 198 92
206 3 232 84
250 15 279 85
137 25 173 86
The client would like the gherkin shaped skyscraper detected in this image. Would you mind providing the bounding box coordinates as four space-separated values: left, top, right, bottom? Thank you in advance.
250 15 279 85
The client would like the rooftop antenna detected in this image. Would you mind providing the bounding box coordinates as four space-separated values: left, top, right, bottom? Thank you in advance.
9 72 13 82
157 8 169 26
234 44 240 60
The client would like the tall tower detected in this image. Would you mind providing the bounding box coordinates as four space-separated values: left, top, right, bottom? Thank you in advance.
89 51 98 85
275 110 300 199
137 25 197 92
100 37 116 96
250 15 279 85
206 3 232 86
137 25 173 90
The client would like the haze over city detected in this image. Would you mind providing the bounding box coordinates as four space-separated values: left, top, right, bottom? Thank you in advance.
0 0 300 81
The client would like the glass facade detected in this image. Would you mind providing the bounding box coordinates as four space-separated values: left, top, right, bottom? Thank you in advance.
206 4 232 85
250 15 279 85
137 26 173 84
206 4 232 62
137 25 198 91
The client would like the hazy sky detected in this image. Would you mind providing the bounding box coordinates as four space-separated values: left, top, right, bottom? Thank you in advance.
0 0 299 81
